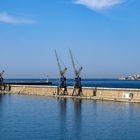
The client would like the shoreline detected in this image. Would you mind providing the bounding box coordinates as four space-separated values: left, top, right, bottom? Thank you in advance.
1 85 140 103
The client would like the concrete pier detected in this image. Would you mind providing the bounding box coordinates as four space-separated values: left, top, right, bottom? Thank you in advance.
2 85 140 103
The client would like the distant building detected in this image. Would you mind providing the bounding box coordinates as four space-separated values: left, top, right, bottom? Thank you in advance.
119 74 140 80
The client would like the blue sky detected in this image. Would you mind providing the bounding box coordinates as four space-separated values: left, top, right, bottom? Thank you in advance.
0 0 140 78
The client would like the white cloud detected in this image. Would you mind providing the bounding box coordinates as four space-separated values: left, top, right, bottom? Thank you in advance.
74 0 126 10
0 12 35 24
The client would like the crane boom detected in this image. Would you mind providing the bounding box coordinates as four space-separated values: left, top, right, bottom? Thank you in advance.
69 48 82 76
55 50 68 95
55 50 67 76
0 70 4 77
77 67 83 76
55 50 62 74
69 48 77 74
69 49 83 96
62 68 67 75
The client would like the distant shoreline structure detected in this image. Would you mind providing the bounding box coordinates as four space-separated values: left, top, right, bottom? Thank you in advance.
4 81 52 86
119 74 140 80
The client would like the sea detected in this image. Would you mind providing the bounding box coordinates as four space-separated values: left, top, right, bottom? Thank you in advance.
1 79 140 140
4 78 140 89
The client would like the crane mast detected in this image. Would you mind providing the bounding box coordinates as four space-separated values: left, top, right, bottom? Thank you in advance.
55 50 68 95
69 49 83 96
69 48 77 75
69 49 83 77
55 50 67 76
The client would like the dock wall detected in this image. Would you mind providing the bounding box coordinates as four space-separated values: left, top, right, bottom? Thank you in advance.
3 85 140 103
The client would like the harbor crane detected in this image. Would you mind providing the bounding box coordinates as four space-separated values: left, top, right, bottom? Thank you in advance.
0 70 4 90
55 50 68 95
0 70 4 84
69 49 83 96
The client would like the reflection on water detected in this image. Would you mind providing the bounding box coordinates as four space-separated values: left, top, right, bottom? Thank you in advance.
0 94 4 114
57 98 67 139
0 94 3 102
0 95 140 140
57 98 67 117
57 98 82 140
73 99 82 140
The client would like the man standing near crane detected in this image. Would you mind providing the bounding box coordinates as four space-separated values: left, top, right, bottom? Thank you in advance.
55 50 68 95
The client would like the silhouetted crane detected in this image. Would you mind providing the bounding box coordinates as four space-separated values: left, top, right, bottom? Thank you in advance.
0 70 4 91
55 50 68 95
0 70 4 84
69 49 83 96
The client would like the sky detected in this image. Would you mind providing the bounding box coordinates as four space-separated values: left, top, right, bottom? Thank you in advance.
0 0 140 79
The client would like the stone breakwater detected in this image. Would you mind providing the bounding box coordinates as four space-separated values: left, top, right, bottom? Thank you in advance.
1 85 140 103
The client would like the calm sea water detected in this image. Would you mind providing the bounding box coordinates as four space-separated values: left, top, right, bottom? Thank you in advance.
5 79 140 89
0 94 140 140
